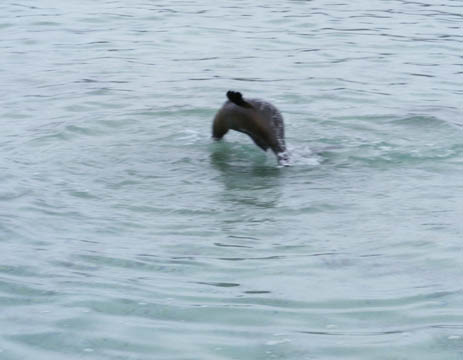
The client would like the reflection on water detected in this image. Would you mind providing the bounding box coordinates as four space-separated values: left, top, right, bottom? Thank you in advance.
210 142 283 208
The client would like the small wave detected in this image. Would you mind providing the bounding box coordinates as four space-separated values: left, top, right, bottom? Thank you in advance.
389 115 461 130
176 129 203 144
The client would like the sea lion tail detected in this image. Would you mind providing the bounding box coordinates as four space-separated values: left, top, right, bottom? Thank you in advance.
226 91 253 108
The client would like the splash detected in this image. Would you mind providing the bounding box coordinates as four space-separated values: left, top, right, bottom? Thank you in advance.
279 144 322 167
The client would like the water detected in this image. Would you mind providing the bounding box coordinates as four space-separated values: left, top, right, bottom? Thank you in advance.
1 0 462 359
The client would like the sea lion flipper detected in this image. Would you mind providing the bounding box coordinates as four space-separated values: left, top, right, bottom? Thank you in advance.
226 91 253 108
249 134 269 152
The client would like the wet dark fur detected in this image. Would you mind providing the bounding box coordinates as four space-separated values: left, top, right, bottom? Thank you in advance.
212 91 288 164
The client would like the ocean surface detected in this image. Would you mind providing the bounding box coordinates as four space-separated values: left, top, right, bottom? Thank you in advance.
1 1 462 359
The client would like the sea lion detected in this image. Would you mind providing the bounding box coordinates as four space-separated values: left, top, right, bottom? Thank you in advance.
212 91 289 165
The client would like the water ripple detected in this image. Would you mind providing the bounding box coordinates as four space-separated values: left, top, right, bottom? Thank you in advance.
1 0 462 359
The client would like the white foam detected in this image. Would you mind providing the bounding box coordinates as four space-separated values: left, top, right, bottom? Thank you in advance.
282 145 322 167
265 339 291 346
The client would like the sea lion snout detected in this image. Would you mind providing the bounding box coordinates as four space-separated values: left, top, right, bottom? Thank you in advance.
212 91 288 165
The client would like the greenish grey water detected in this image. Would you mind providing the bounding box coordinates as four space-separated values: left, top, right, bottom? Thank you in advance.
1 1 462 359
